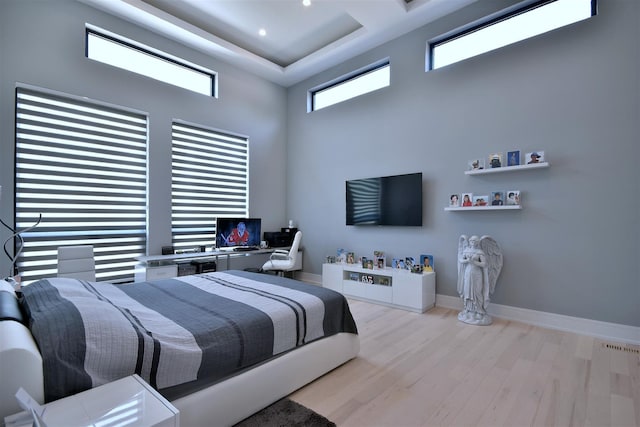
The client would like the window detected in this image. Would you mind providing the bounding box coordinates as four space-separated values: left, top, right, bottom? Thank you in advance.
309 59 390 112
428 0 597 70
86 26 217 97
171 122 249 250
15 86 148 284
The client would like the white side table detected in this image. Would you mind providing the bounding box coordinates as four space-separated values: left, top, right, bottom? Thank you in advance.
5 375 179 427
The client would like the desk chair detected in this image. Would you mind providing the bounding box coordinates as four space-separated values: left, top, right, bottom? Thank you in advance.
261 231 302 277
57 245 96 281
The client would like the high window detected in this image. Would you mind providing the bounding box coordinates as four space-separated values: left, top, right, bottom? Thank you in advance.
86 26 217 97
428 0 597 70
309 59 390 112
14 86 148 284
171 122 249 251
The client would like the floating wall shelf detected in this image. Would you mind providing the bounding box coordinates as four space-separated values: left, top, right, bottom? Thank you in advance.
465 162 549 175
445 205 521 212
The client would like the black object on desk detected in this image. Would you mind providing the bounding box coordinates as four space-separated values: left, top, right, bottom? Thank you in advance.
190 259 217 273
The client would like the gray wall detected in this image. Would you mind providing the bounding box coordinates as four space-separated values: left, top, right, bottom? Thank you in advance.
1 0 638 328
286 0 639 327
0 0 288 273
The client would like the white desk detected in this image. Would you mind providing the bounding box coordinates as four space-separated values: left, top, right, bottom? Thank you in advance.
5 375 178 427
135 248 302 281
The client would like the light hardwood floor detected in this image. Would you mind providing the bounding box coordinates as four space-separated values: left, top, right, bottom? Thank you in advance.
290 299 640 427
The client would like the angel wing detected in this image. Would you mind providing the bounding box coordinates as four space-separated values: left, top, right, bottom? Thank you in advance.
456 235 469 295
479 235 503 294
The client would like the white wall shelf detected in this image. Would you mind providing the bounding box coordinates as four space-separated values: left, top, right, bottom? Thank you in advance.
445 205 521 211
465 162 549 175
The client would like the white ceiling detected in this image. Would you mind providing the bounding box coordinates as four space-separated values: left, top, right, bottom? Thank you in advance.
79 0 477 87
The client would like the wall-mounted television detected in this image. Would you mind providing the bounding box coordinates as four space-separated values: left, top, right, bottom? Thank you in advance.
346 172 423 226
216 217 262 248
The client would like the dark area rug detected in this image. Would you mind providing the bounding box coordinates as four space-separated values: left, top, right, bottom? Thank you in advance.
233 398 336 427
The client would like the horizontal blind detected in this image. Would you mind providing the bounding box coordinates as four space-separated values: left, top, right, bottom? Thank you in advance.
171 122 248 250
15 87 148 283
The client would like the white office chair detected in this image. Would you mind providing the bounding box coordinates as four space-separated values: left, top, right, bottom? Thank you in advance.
261 231 302 277
57 245 96 281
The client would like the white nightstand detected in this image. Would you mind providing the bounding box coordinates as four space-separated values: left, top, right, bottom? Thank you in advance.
5 375 179 427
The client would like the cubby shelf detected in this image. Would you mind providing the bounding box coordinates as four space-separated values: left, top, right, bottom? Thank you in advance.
322 263 435 313
465 162 549 175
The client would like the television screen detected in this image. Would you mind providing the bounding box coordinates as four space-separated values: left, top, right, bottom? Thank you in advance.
346 172 422 226
216 217 262 248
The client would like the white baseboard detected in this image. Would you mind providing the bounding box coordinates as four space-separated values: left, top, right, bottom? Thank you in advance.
437 294 640 345
307 272 639 345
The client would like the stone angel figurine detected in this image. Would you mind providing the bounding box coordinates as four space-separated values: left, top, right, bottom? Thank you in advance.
457 235 503 325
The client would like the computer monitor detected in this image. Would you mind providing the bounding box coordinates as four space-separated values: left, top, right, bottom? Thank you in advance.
215 217 262 249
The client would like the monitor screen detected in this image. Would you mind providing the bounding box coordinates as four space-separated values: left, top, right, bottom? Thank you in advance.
216 218 262 248
346 172 423 226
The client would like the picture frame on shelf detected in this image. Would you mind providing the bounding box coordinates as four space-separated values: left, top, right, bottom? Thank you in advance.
507 150 520 166
488 152 503 169
336 248 347 263
346 252 355 264
360 274 374 284
392 258 405 269
420 254 434 272
449 194 460 207
405 257 416 270
473 195 489 206
349 272 359 281
461 193 473 207
506 190 521 205
468 158 485 171
525 151 545 164
491 191 505 206
373 250 385 269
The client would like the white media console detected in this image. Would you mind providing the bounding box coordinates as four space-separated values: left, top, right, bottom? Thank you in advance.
322 263 435 313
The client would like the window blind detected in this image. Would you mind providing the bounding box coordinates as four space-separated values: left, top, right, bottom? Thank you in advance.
171 122 249 251
15 87 148 284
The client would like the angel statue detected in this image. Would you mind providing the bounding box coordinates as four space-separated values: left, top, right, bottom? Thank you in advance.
457 235 503 326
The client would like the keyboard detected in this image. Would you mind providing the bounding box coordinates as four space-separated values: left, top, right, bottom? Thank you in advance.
232 246 259 252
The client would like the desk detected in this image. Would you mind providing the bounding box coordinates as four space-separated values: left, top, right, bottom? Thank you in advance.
135 248 302 281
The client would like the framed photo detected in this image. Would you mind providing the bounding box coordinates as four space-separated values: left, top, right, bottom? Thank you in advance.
525 151 544 164
468 158 485 170
488 152 503 169
392 258 405 269
449 194 460 207
349 272 359 281
336 248 347 263
473 195 488 206
405 257 415 270
506 190 521 205
360 274 374 284
420 254 434 272
461 192 473 207
373 250 385 269
491 191 505 206
346 252 355 264
378 277 390 286
507 150 520 166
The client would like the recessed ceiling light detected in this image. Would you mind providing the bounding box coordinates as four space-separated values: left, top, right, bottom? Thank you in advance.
302 0 311 6
258 28 266 37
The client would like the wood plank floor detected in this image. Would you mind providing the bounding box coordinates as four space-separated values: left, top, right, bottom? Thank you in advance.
289 299 640 427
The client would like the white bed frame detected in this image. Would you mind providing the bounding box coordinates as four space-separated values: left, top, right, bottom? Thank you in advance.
0 309 359 426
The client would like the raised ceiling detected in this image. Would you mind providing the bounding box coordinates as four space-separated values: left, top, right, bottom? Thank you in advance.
80 0 477 87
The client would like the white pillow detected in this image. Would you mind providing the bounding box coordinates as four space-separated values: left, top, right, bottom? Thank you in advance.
0 279 17 297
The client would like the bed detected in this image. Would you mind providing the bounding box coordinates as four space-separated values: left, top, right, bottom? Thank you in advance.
0 270 359 426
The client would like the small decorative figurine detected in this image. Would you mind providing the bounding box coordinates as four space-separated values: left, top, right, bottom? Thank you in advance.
457 235 503 326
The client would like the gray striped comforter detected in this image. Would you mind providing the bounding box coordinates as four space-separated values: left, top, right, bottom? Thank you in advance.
19 270 358 402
